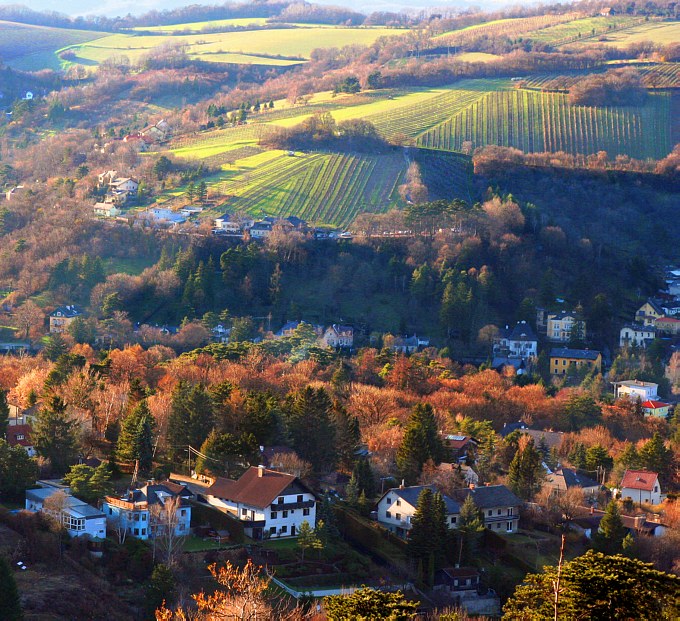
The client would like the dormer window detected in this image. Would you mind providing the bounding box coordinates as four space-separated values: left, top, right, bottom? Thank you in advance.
278 497 284 504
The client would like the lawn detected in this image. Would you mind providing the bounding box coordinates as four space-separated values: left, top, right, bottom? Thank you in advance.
70 26 402 67
103 256 156 276
182 535 230 552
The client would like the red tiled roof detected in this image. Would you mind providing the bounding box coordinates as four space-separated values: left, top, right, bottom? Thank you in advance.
641 400 669 409
7 424 32 447
656 317 680 323
621 470 658 492
206 467 308 509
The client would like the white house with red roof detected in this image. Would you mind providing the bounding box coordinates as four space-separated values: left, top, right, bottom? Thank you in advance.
6 424 36 457
620 470 663 505
641 400 671 419
205 466 316 540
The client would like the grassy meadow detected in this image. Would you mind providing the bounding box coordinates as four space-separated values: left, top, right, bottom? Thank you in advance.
0 20 106 71
569 20 680 47
69 26 401 67
526 15 645 45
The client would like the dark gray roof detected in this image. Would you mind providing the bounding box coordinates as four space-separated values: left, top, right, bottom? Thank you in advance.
558 468 600 489
453 485 522 509
508 321 537 341
500 422 528 437
383 485 460 514
549 348 600 361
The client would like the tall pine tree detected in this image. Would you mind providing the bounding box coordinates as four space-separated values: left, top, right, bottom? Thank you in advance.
593 501 627 555
508 437 545 501
167 383 215 460
33 396 79 475
116 400 155 476
396 403 444 484
284 387 336 474
0 555 22 620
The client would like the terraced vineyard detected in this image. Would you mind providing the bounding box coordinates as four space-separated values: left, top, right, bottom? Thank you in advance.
417 90 672 160
358 82 499 139
525 15 646 46
432 13 583 48
521 64 680 91
211 150 407 226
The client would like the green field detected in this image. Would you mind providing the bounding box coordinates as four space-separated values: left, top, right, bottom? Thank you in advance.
0 20 106 71
417 89 672 160
131 17 271 32
526 15 645 46
70 26 401 67
569 20 680 47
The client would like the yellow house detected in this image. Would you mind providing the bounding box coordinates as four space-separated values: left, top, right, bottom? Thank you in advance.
635 299 664 326
549 348 602 375
546 311 586 342
49 305 84 334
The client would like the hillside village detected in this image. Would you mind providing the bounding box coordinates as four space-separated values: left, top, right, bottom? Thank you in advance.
0 0 679 619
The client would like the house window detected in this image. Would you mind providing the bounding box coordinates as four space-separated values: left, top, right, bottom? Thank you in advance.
281 526 287 533
270 526 276 535
507 508 513 516
386 511 392 519
282 510 288 518
488 510 492 517
179 524 185 531
297 495 303 503
396 500 401 506
450 517 457 524
109 508 113 515
134 528 139 536
497 509 502 515
141 528 146 535
507 522 513 532
142 514 147 521
181 509 186 517
303 508 310 516
386 497 391 504
242 508 247 516
271 511 278 520
395 513 401 521
278 497 284 504
135 513 140 521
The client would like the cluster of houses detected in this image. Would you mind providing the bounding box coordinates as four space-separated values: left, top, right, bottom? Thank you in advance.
93 171 140 218
121 119 171 151
213 213 308 238
492 316 602 379
620 296 680 348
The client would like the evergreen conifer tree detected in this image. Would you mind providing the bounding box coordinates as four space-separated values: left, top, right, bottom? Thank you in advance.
0 389 9 439
593 501 627 555
508 438 545 500
0 555 22 620
456 494 485 565
33 395 79 475
396 403 444 484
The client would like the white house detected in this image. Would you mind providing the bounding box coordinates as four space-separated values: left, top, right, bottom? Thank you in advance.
6 424 36 457
614 380 658 401
249 221 272 238
25 487 107 539
322 325 354 349
102 482 193 540
492 321 538 359
140 208 186 225
619 323 655 348
452 485 522 534
49 304 84 334
376 485 460 538
214 212 254 233
205 466 316 540
620 470 663 505
94 202 121 218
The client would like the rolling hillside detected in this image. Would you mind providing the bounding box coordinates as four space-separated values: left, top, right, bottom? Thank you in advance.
0 20 107 71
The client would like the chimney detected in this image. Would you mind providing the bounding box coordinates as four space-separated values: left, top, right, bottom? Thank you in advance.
469 483 475 490
399 479 405 489
590 506 594 514
258 465 265 477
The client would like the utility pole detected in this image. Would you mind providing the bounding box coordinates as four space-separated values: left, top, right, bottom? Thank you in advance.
553 534 566 621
